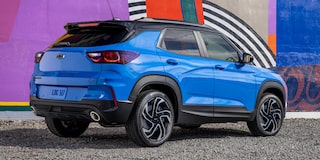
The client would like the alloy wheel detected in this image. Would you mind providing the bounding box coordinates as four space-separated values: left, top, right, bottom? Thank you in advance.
141 97 172 141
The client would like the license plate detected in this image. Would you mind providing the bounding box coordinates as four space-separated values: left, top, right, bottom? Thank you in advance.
49 87 67 99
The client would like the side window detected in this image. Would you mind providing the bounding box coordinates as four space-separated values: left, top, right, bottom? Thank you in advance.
200 32 239 62
160 29 201 57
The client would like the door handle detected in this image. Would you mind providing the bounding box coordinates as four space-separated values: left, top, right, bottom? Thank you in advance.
215 65 225 70
166 59 178 65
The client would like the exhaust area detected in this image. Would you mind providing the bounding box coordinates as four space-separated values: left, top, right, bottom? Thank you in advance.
30 106 36 113
89 111 101 122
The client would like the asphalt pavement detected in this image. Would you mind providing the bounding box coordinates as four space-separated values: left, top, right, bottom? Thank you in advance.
0 119 319 160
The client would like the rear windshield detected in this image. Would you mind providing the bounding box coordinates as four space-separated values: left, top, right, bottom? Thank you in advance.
51 27 128 48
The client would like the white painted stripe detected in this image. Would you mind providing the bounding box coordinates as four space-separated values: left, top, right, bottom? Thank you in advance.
203 4 276 67
285 112 320 119
204 19 262 67
130 13 147 20
128 0 146 4
0 111 319 120
204 12 270 68
129 5 146 12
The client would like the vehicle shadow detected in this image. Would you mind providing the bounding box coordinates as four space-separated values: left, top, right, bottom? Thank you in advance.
0 125 251 149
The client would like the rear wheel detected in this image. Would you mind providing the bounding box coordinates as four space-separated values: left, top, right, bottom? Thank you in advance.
125 90 174 147
247 93 284 136
45 117 89 137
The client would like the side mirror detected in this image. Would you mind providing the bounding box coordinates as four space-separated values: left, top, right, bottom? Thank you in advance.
242 53 254 63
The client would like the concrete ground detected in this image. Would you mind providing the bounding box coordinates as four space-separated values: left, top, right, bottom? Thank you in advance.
0 111 319 120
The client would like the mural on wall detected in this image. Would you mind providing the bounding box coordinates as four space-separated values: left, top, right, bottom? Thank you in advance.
276 0 320 111
0 0 129 110
273 65 320 111
129 0 276 68
0 0 319 111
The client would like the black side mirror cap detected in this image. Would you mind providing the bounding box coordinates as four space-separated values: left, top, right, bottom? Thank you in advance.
242 53 254 63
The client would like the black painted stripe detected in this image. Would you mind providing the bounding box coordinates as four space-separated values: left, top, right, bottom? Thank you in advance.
127 0 274 67
128 1 146 8
203 0 275 61
129 9 147 16
204 15 265 67
203 9 268 67
204 7 266 53
203 5 272 67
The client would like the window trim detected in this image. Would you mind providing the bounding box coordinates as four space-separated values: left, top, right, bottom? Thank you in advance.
157 28 205 58
197 31 242 63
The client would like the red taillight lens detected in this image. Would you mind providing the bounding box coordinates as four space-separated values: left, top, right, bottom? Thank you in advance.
87 51 139 64
103 51 120 63
34 51 44 63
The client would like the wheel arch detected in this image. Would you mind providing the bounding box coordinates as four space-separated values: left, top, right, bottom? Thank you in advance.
128 75 182 122
251 81 287 120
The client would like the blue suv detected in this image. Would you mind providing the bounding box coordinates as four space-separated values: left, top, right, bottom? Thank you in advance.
30 18 287 147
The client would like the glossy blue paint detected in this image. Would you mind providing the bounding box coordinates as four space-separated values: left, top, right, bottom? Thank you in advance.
31 31 164 102
158 48 215 106
30 27 286 114
210 60 257 111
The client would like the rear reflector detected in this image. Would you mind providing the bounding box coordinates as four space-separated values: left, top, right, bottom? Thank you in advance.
87 51 139 64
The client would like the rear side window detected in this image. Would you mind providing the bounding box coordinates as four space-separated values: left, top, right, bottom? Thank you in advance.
51 27 128 48
160 29 201 57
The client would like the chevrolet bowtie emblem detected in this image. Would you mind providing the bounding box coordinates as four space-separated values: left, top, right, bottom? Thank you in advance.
56 54 65 59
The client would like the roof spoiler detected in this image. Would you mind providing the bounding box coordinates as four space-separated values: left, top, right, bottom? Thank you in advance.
64 20 129 33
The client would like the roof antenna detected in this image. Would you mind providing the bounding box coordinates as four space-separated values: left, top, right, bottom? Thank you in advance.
107 0 120 20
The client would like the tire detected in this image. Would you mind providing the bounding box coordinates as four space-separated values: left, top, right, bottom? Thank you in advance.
178 124 201 129
125 90 174 147
45 117 90 137
247 93 284 136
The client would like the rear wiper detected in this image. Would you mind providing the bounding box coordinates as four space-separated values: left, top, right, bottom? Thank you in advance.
53 42 71 47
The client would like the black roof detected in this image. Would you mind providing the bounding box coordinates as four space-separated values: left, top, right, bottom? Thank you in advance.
64 18 217 33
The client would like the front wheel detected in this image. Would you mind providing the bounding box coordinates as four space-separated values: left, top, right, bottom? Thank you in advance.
247 93 284 136
125 90 174 147
45 118 89 137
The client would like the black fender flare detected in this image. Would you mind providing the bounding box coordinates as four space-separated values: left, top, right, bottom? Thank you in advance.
128 75 182 121
251 81 287 120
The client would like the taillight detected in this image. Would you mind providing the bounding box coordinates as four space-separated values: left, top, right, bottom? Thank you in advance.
87 51 139 64
34 51 44 63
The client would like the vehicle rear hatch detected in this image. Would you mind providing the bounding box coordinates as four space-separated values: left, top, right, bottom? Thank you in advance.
34 21 133 100
38 21 132 82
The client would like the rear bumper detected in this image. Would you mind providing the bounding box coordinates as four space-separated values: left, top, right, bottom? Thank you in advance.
30 96 134 124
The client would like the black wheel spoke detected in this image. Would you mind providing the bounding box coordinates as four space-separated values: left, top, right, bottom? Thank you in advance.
142 104 154 124
262 118 272 130
152 97 165 117
159 114 171 124
260 103 269 119
271 116 278 132
158 121 165 141
143 124 159 138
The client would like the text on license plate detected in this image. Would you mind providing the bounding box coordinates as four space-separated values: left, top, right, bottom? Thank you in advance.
49 87 67 99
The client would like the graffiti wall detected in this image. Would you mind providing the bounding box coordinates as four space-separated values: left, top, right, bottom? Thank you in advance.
0 0 319 111
0 0 129 110
276 0 320 110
